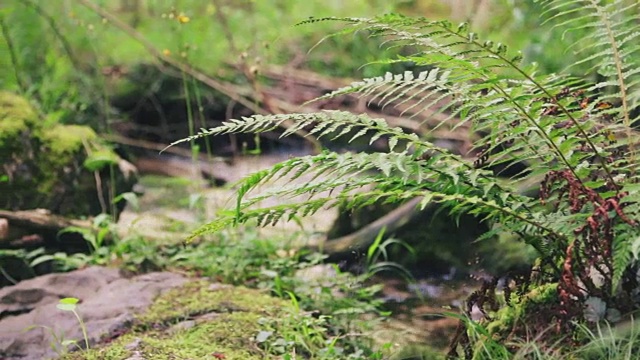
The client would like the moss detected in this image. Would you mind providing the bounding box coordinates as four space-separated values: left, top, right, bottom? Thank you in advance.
134 313 266 359
0 91 126 215
0 91 38 152
72 314 267 360
34 125 95 196
485 283 558 337
40 124 97 165
138 280 287 325
60 281 292 360
468 283 561 359
478 283 558 344
35 124 102 195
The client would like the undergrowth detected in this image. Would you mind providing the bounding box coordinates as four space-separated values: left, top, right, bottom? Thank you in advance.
167 0 640 358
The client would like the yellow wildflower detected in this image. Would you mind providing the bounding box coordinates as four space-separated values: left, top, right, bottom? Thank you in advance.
162 49 171 56
177 14 190 24
606 130 616 142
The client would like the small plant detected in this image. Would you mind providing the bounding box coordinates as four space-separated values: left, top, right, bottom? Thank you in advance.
255 290 382 360
363 227 415 282
59 213 117 254
22 297 90 357
571 318 640 360
25 214 118 272
28 248 93 272
56 297 90 351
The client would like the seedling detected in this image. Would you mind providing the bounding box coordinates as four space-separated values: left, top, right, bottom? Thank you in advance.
57 297 90 351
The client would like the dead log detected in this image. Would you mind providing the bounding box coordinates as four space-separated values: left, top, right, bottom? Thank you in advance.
0 209 92 234
308 197 425 256
0 209 93 248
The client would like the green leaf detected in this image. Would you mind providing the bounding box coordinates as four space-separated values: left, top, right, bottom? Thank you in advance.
388 136 398 152
112 192 139 211
83 151 118 172
367 227 386 263
57 297 79 311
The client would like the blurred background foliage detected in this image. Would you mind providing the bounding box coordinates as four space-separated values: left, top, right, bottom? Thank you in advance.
0 0 591 132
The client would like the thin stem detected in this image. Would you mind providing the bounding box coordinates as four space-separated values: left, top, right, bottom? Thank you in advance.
175 12 198 165
591 0 635 170
0 265 19 285
182 68 198 163
109 164 117 220
191 76 213 162
72 310 90 350
0 14 26 93
93 170 107 214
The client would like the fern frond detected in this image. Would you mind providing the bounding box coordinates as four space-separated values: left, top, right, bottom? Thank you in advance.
537 0 640 159
301 16 623 188
163 111 431 153
611 225 635 291
198 148 565 246
168 11 640 313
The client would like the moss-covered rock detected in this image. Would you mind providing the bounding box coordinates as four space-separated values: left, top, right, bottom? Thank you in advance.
0 92 39 151
485 283 558 337
58 280 331 360
0 91 135 217
469 283 560 360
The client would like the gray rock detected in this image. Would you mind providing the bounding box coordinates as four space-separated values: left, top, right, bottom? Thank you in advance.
167 320 196 334
0 266 187 359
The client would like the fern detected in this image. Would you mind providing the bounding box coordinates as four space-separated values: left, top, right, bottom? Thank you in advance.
537 0 640 157
168 3 640 357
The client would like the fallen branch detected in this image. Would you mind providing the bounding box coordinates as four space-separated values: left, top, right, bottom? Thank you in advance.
309 174 544 258
0 209 93 248
0 209 91 233
308 197 425 256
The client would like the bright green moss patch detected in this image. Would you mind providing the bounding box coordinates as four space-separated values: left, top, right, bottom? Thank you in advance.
0 91 38 152
60 280 292 360
485 283 558 337
134 313 266 359
1 91 125 214
468 283 562 359
41 124 97 160
72 314 267 360
138 280 288 326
